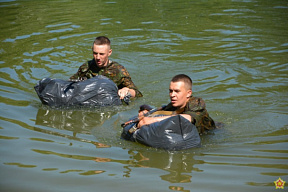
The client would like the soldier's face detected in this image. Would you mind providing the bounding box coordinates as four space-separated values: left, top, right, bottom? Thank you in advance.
92 44 112 68
169 81 192 108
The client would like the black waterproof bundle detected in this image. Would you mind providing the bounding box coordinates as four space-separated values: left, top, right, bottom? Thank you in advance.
121 115 201 151
34 75 122 107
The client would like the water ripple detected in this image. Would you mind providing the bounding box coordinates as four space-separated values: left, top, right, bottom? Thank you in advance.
3 32 43 42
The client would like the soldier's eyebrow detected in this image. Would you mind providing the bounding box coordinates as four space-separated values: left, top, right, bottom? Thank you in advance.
169 88 180 92
93 51 105 55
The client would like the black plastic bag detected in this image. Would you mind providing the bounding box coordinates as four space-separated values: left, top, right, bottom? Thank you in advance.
121 115 201 151
34 75 122 107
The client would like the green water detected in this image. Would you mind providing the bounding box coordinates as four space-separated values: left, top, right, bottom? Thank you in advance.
0 0 287 192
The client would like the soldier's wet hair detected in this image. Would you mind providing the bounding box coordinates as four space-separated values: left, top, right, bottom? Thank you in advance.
171 74 192 90
93 36 111 46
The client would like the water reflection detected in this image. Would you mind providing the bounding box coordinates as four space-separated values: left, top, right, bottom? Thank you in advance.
31 144 202 184
128 150 203 184
4 162 37 168
86 147 204 184
35 107 117 134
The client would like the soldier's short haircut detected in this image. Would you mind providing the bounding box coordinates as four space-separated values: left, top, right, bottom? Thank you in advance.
171 74 192 90
93 36 111 46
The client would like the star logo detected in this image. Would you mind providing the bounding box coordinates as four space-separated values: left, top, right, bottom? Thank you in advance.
274 177 285 189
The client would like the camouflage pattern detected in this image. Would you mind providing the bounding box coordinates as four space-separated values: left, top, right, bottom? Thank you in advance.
163 96 216 134
69 59 143 97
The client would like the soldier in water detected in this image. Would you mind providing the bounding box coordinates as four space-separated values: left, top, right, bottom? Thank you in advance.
69 36 142 99
137 74 216 135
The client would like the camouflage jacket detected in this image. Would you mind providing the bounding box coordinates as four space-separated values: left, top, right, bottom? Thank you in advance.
163 96 216 134
69 59 143 97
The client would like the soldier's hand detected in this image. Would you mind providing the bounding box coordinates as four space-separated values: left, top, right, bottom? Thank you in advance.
118 87 130 100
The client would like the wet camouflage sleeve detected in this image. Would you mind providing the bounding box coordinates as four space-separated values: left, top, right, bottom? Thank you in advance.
106 62 143 97
164 96 215 134
69 60 143 97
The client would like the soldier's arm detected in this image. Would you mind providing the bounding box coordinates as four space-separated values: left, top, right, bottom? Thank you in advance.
119 72 143 98
137 114 191 128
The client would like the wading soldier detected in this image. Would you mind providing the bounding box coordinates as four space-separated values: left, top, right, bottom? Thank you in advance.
69 36 142 99
137 74 216 135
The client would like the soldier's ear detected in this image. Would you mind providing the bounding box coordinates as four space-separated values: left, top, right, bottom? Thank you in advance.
187 90 192 98
108 49 112 56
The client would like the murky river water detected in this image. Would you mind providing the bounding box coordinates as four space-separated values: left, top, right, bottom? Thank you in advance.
0 0 287 191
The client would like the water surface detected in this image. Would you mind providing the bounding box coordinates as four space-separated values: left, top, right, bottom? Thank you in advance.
0 0 287 192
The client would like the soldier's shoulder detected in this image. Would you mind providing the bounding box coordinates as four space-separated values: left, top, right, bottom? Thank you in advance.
110 60 124 68
187 96 206 109
189 96 204 102
76 62 89 72
110 61 128 74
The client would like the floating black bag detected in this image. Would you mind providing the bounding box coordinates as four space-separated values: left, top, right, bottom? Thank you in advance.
34 75 121 107
121 115 201 151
